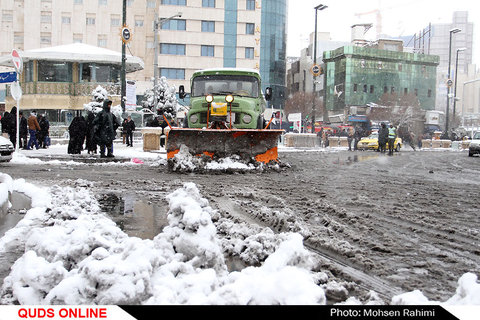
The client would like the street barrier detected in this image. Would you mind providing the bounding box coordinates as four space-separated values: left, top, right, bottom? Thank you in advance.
284 133 318 148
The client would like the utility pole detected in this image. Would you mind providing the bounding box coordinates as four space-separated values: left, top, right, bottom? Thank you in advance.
153 12 182 107
121 0 127 112
312 4 327 133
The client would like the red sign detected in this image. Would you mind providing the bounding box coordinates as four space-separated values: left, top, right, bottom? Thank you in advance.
11 49 23 74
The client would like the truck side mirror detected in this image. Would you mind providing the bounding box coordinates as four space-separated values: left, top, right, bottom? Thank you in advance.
265 87 272 101
178 85 186 99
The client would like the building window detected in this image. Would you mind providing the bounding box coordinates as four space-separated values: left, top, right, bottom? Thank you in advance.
147 1 156 8
40 33 51 44
146 41 155 49
62 16 71 24
246 23 254 35
428 89 432 98
41 12 52 23
80 63 120 83
384 86 388 94
97 38 107 47
353 84 358 93
160 68 185 80
414 88 418 96
404 88 408 95
202 0 214 7
201 21 215 32
111 18 120 27
38 61 72 82
246 0 255 10
160 19 186 30
14 33 24 44
161 0 186 5
86 17 96 25
73 34 83 43
245 47 254 59
135 19 144 27
98 0 107 5
363 84 367 93
160 43 186 55
201 45 214 57
370 85 374 94
391 87 395 94
74 0 83 4
127 0 134 6
398 63 402 71
2 11 13 22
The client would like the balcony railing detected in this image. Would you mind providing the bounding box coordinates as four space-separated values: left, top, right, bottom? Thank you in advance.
7 82 121 97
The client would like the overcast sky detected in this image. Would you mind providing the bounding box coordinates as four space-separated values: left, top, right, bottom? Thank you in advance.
287 0 480 64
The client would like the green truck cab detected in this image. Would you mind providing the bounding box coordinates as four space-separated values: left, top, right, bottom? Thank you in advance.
179 68 272 129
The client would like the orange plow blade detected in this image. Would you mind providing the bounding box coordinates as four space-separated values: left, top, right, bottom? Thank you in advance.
166 128 284 164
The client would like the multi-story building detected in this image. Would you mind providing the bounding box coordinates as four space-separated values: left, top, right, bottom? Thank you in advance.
322 41 440 116
0 0 287 108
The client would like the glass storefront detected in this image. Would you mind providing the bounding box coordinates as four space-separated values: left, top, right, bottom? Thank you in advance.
80 63 120 83
37 61 72 82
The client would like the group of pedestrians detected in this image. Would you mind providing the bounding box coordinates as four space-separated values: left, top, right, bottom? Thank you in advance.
1 108 50 150
67 99 136 158
378 123 397 155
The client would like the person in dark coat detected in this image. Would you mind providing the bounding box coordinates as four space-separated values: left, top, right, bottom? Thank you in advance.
378 122 388 153
125 115 136 147
1 111 10 134
93 99 118 158
19 111 28 149
7 107 17 146
68 113 87 154
121 118 128 144
38 115 50 148
85 111 97 155
353 126 362 151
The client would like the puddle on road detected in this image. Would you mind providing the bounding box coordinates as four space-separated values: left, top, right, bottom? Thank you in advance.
332 153 384 165
98 193 169 240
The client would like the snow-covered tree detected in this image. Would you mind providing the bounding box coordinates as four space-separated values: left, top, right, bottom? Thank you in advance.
83 85 122 125
141 77 180 119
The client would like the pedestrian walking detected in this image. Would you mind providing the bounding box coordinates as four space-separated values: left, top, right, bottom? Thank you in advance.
378 123 388 153
347 128 354 151
121 118 128 144
388 124 397 155
125 115 135 147
93 99 118 158
409 131 416 151
19 111 28 149
354 126 362 151
27 111 41 150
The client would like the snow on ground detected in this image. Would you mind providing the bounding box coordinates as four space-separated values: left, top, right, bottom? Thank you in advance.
0 170 479 305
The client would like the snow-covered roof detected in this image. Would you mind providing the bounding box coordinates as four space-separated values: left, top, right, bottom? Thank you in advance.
0 43 144 73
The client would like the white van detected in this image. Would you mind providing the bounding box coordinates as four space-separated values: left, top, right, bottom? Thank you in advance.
468 132 480 157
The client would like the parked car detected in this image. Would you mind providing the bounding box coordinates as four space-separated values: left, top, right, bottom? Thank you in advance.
468 132 480 157
0 135 14 162
357 132 402 152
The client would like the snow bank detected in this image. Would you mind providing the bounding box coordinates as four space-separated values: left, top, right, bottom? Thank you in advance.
0 176 324 305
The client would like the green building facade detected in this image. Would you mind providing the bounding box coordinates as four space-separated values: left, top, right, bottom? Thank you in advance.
323 46 440 114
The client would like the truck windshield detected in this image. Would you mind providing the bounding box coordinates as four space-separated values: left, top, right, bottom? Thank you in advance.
192 75 259 98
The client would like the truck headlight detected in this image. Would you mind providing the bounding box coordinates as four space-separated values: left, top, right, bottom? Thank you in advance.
243 114 252 124
225 95 234 103
205 95 214 103
190 114 198 124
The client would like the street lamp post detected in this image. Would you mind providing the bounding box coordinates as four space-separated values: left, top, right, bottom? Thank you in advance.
312 4 327 133
153 12 183 107
445 28 461 138
453 47 466 130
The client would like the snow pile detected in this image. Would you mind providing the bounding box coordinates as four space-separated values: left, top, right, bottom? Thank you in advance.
167 144 287 173
83 86 108 114
0 176 324 305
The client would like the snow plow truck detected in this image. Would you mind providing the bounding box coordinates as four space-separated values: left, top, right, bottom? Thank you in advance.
166 68 283 163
